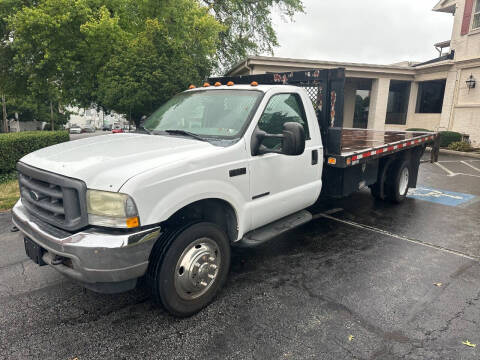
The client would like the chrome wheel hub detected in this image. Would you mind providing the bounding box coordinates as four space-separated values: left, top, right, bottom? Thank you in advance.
174 238 221 300
399 167 409 195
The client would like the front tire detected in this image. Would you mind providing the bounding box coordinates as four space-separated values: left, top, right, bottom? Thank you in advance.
150 222 230 317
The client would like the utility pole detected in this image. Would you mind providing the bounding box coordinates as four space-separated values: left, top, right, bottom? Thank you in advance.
2 93 7 133
50 101 54 131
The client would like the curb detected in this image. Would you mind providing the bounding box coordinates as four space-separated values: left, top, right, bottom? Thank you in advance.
426 147 480 159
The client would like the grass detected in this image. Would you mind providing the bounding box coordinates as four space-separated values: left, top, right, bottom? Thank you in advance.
0 173 19 212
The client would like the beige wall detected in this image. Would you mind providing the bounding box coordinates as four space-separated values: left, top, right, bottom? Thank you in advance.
457 66 480 105
450 0 480 61
450 62 480 145
452 107 480 144
449 0 480 145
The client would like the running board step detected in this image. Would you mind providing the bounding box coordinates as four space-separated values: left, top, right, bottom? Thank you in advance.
237 210 312 247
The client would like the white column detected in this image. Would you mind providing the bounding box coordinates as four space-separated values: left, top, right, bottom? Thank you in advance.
405 82 418 127
343 81 356 128
439 68 459 131
367 78 391 130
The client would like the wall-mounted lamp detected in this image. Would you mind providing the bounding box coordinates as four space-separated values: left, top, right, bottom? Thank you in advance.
466 74 476 89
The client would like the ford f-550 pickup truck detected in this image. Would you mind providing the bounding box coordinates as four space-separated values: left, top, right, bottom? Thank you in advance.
12 69 439 316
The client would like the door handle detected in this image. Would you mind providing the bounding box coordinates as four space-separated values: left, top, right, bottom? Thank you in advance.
312 150 318 165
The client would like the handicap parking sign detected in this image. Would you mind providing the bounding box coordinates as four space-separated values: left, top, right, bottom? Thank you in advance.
407 187 476 207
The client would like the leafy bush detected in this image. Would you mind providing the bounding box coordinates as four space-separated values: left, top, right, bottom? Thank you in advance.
0 171 17 184
438 131 462 147
447 141 472 152
0 131 69 174
406 128 432 132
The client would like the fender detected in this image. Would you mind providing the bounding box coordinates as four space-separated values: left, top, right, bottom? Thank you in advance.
133 179 248 240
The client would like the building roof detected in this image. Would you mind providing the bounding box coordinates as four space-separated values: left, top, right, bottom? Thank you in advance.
432 0 456 13
226 56 422 79
434 40 451 49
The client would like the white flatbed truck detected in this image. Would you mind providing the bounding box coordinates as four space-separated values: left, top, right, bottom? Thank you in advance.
12 68 439 316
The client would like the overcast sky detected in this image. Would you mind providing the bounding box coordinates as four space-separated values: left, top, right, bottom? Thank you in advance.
271 0 454 65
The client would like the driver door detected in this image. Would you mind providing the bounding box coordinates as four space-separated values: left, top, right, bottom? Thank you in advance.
248 91 321 229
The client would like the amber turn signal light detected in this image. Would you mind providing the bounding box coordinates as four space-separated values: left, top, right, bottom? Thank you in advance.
126 216 140 228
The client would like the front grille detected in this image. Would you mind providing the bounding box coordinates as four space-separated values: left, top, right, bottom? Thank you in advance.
17 162 88 231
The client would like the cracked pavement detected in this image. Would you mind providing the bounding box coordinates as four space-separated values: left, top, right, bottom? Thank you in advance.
0 153 479 359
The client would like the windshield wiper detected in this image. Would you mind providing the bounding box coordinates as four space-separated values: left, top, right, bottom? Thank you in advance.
161 129 208 142
137 126 152 135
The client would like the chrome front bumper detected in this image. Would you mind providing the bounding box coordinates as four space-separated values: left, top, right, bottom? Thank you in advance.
12 200 161 293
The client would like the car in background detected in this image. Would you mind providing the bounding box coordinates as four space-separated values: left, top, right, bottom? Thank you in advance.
112 127 124 134
102 125 112 131
82 126 96 133
69 126 82 134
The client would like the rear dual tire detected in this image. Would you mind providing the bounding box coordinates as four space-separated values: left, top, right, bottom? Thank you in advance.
370 159 410 203
386 160 410 203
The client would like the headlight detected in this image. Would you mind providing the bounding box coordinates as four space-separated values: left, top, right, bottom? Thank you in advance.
86 190 139 228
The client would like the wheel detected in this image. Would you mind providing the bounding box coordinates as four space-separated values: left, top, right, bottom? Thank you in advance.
386 160 410 203
149 222 230 317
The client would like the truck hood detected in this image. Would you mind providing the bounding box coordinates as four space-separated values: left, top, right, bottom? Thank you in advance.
20 133 218 191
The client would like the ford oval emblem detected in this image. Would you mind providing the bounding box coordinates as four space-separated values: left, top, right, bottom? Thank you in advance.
29 190 40 201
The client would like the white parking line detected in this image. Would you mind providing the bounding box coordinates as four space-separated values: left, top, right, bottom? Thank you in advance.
462 161 480 172
435 162 456 176
437 160 480 163
433 161 480 178
313 212 480 262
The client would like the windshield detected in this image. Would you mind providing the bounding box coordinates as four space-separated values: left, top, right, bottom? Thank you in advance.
143 90 262 139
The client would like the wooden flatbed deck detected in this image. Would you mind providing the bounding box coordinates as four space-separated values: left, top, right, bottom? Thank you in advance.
324 128 438 168
340 129 433 155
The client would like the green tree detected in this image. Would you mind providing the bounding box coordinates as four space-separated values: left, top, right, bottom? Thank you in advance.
97 1 222 125
202 0 304 71
8 0 303 128
10 0 222 127
0 0 31 132
10 0 98 129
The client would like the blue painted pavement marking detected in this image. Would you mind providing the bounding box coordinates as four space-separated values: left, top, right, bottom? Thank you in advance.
407 187 476 207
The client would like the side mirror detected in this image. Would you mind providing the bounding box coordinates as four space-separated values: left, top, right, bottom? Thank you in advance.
136 115 148 133
282 122 306 156
139 115 147 128
251 122 306 156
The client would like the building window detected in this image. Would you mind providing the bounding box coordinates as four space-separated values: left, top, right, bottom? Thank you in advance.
416 80 446 114
473 0 480 30
386 81 411 125
353 90 370 129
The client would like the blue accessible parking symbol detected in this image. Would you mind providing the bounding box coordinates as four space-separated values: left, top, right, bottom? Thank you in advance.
407 187 476 207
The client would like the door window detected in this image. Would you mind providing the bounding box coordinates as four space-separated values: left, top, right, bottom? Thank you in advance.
257 93 309 149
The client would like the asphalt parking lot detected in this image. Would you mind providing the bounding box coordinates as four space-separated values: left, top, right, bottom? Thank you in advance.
0 153 479 360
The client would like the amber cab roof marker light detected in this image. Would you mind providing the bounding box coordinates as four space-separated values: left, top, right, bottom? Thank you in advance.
250 81 258 86
188 84 196 89
214 82 222 87
227 81 234 86
203 82 210 87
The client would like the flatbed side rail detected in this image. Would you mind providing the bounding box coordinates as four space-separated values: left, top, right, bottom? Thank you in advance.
326 132 439 168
